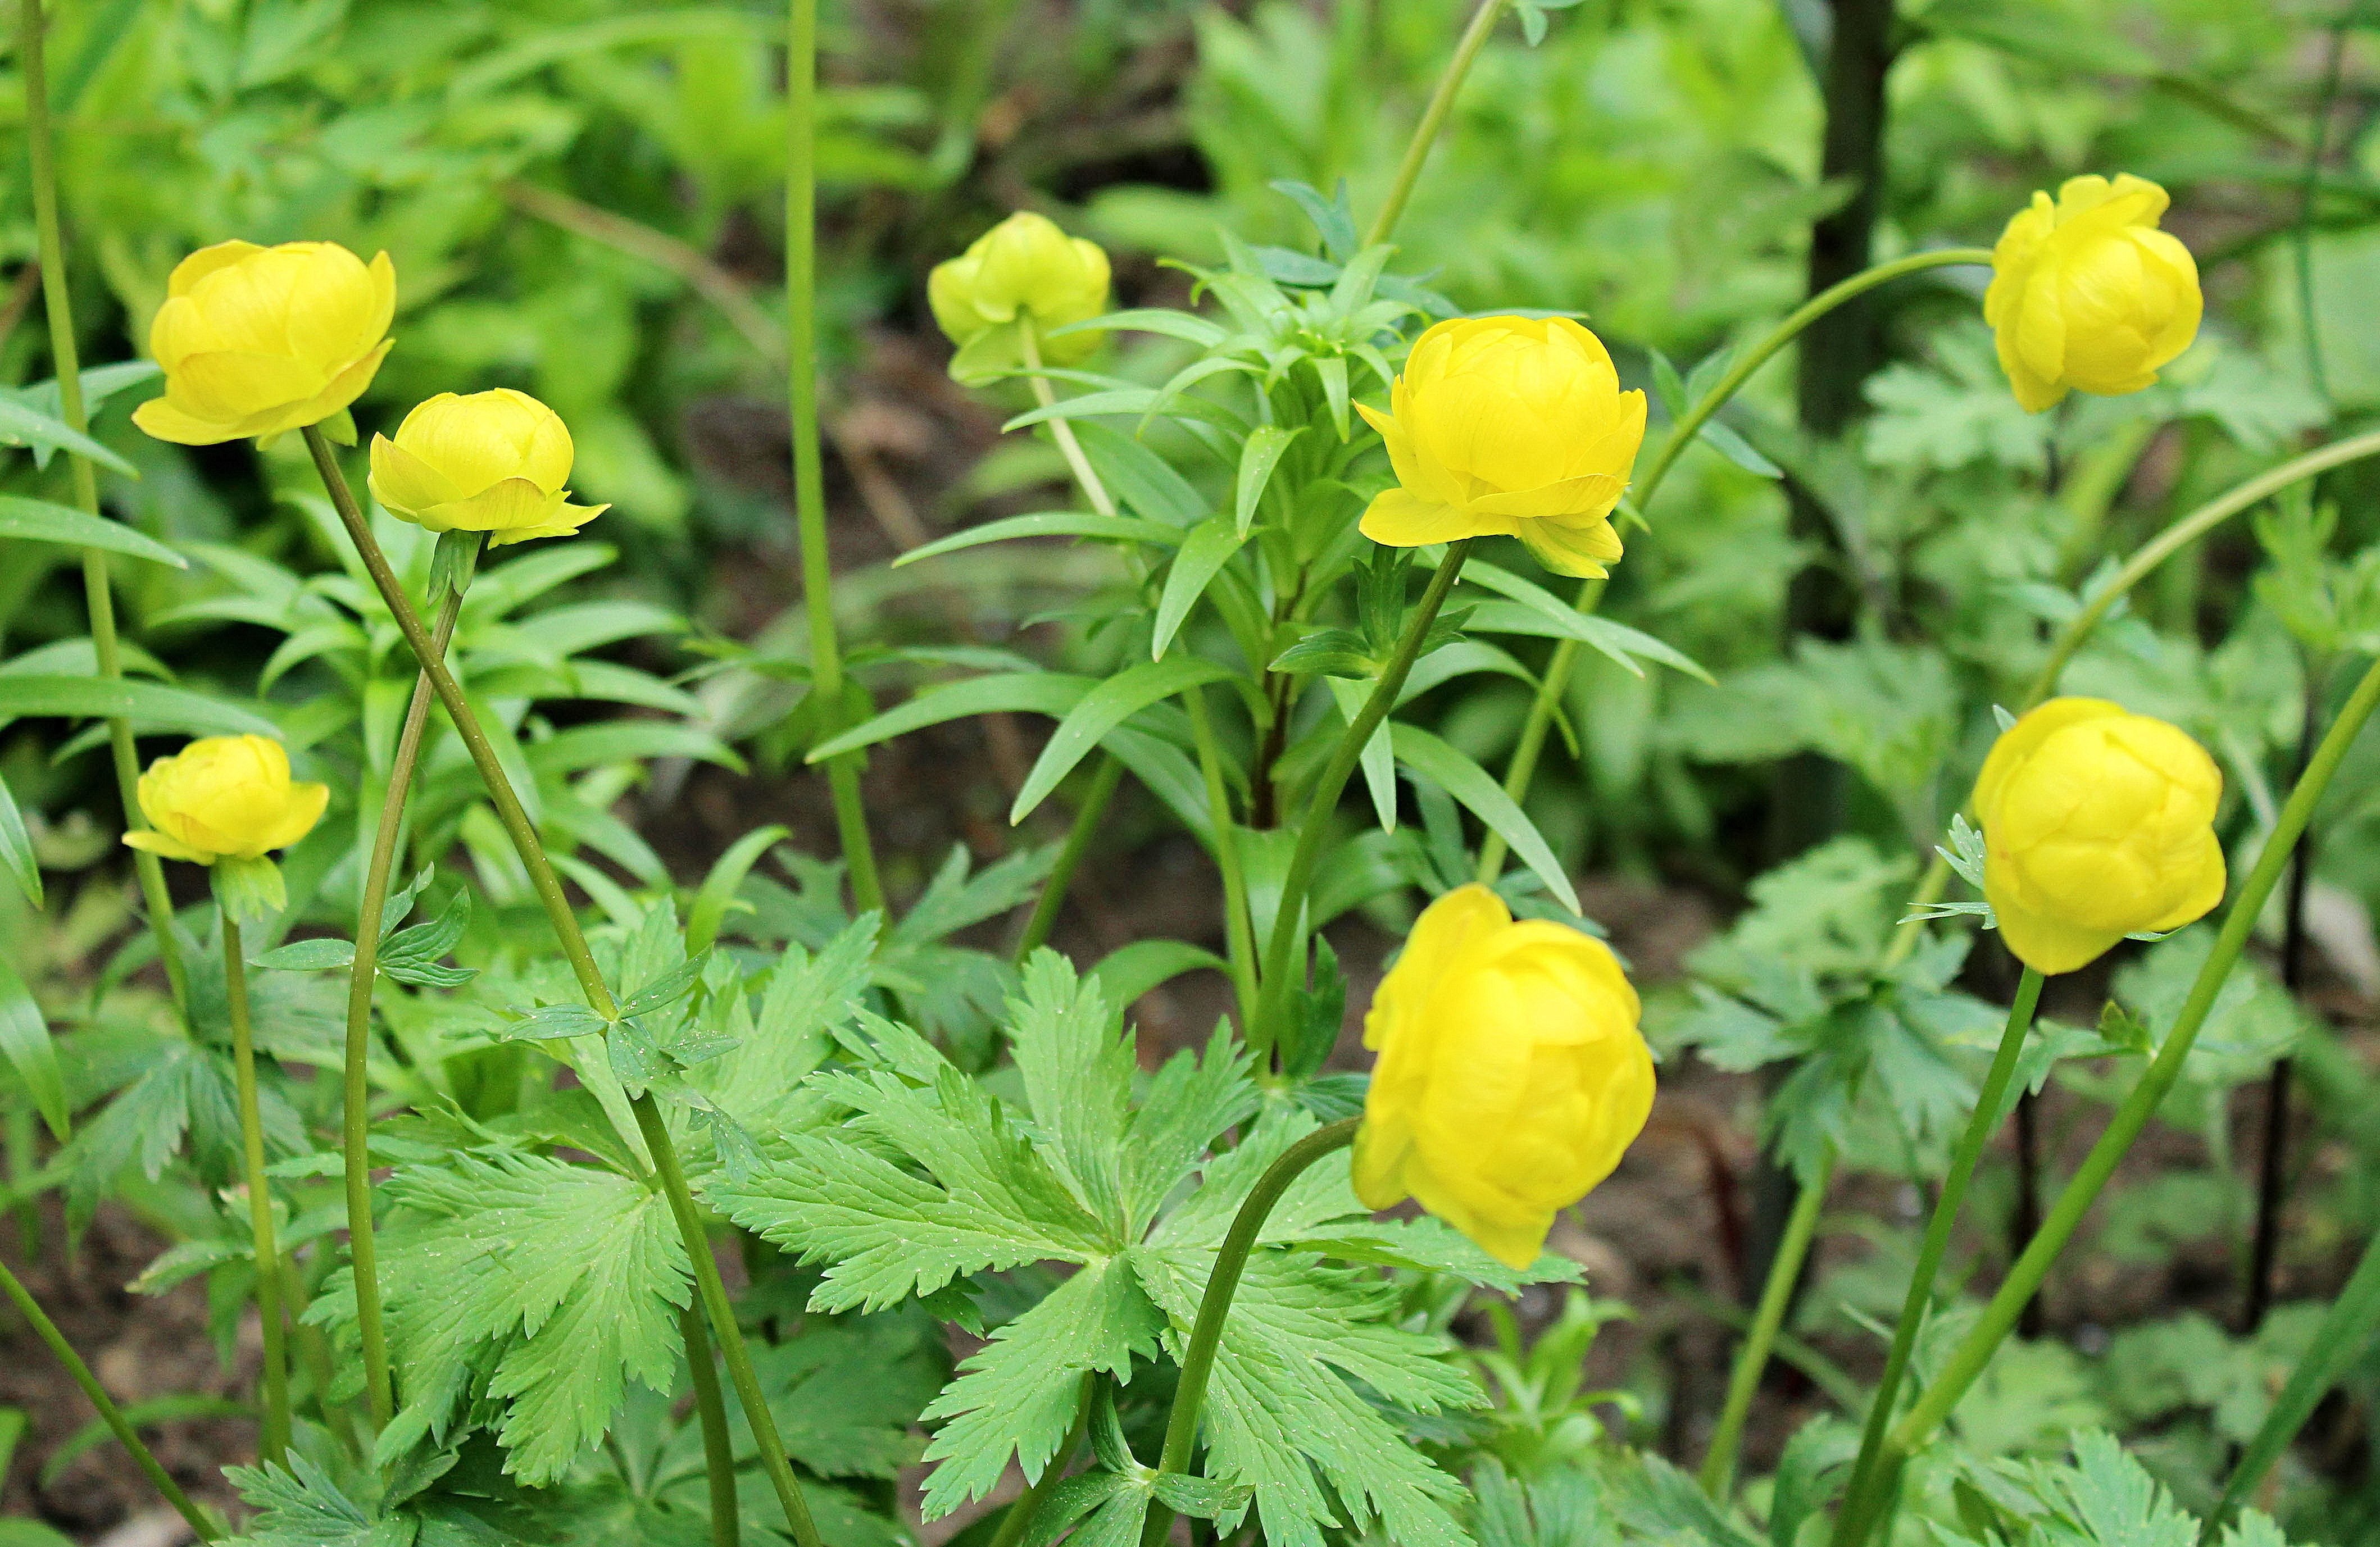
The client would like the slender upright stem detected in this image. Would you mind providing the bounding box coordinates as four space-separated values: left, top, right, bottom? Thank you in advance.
1830 968 2043 1528
2292 13 2351 407
987 1372 1097 1547
0 1258 218 1539
1364 0 1509 247
340 568 473 1432
787 0 883 921
1252 544 1473 1056
300 428 824 1547
1185 686 1260 1027
1698 1157 1825 1495
1483 248 1995 882
1011 752 1122 965
1022 329 1116 519
1142 1119 1360 1547
2245 674 2320 1336
1835 650 2380 1547
17 0 187 1010
222 914 290 1464
682 1303 741 1547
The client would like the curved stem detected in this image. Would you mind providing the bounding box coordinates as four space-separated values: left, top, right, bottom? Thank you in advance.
1364 0 1510 247
1022 327 1116 520
0 1257 218 1538
1482 249 1993 882
1837 648 2380 1547
1698 1152 1826 1496
1185 686 1260 1027
1252 543 1473 1057
1828 967 2043 1532
1143 1118 1360 1547
788 0 883 921
1011 752 1122 966
18 0 187 1011
301 428 824 1547
223 914 290 1464
341 567 474 1433
988 1372 1098 1547
682 1303 741 1547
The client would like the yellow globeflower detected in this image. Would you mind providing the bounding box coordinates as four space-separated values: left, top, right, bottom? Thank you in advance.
1356 317 1646 580
133 240 396 445
928 212 1110 383
1975 698 2226 976
367 389 607 547
1353 884 1655 1270
123 736 328 866
1983 174 2201 414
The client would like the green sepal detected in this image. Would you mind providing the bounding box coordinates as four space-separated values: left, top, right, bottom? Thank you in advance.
317 407 358 446
210 854 286 925
425 528 483 608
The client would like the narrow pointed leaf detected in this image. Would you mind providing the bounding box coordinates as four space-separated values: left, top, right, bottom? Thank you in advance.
0 496 185 566
1152 517 1248 661
810 674 1095 763
1011 659 1234 825
1391 724 1578 913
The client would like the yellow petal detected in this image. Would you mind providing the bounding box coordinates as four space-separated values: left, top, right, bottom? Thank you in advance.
124 829 211 864
1516 512 1620 579
256 340 392 438
1359 488 1511 548
166 350 325 420
1972 698 2123 825
260 781 329 853
369 433 465 515
132 394 243 447
2142 826 2225 934
487 500 607 547
1986 858 2121 976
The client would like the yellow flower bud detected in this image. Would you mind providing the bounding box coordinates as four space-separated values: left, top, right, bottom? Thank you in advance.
1353 884 1655 1270
367 390 608 547
1974 698 2226 976
1983 174 2201 415
122 735 328 866
132 240 396 445
928 212 1110 383
1356 317 1646 580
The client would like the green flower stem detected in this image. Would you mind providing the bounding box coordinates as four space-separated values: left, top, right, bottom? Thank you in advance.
682 1303 741 1547
0 1256 219 1539
1481 248 1993 885
1879 424 2380 968
1829 967 2043 1519
1011 752 1123 966
987 1372 1098 1547
340 563 474 1434
1143 1117 1361 1547
1253 542 1474 1058
1185 686 1261 1027
1364 0 1509 247
788 0 883 922
1697 1150 1827 1495
17 0 188 1011
1833 647 2380 1547
299 427 825 1547
1021 326 1117 520
221 912 292 1464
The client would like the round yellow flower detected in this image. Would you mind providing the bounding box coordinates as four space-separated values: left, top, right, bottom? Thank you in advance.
1356 317 1646 580
1975 698 2226 976
367 389 607 547
1353 884 1655 1270
928 212 1110 383
132 240 396 445
1983 174 2201 415
122 735 328 866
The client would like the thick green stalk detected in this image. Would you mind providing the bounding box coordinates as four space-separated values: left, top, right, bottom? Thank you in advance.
1011 753 1122 965
787 0 883 920
987 1372 1097 1547
1364 0 1509 247
1252 543 1473 1055
1481 248 1995 884
340 571 473 1432
1143 1118 1360 1547
1698 1155 1825 1495
1829 968 2043 1523
682 1303 741 1547
17 0 187 1009
222 913 290 1464
0 1257 218 1538
1184 686 1260 1026
1834 648 2380 1547
301 427 824 1547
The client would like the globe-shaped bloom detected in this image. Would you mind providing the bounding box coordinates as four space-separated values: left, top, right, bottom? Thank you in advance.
1975 698 2227 975
133 240 395 445
928 212 1110 384
1355 317 1646 580
122 736 328 866
1353 884 1656 1269
1984 174 2201 414
368 389 607 547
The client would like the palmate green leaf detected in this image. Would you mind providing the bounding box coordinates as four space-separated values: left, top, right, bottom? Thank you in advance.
1009 951 1134 1230
216 1457 381 1547
332 1150 690 1484
737 1311 946 1480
